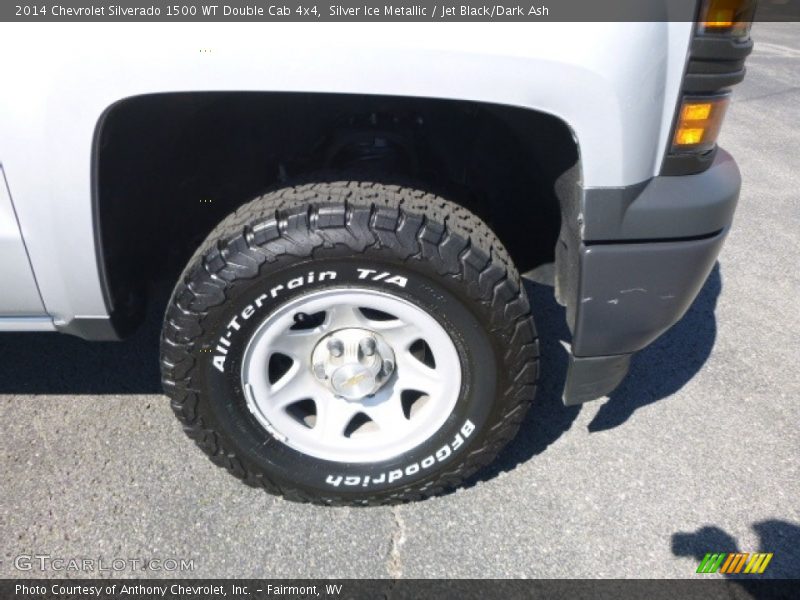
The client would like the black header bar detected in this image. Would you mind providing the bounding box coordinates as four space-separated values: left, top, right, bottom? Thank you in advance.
2 579 799 600
3 0 799 22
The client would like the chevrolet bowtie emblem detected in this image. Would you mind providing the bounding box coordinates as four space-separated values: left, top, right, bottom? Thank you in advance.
344 373 368 387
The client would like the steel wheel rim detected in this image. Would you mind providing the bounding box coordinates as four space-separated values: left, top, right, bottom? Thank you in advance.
240 288 462 463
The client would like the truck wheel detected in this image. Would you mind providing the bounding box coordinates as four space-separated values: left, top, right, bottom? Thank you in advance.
160 180 538 505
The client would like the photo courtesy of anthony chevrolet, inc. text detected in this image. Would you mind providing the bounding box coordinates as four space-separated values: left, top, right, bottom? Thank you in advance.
0 0 798 598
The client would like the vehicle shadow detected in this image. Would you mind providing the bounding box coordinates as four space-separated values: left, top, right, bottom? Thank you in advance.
588 262 722 432
0 288 168 395
471 262 721 483
672 520 800 580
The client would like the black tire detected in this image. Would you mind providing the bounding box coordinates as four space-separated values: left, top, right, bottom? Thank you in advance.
160 179 538 505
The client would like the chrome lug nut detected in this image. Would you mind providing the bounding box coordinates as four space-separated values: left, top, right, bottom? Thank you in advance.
313 362 327 379
359 336 377 357
327 338 344 358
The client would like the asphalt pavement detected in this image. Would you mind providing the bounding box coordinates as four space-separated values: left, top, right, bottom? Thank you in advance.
0 23 798 580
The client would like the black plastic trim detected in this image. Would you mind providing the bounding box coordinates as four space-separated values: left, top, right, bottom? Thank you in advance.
583 148 740 242
563 354 632 406
571 228 728 358
661 147 718 176
687 58 746 74
554 162 583 332
585 230 724 246
683 68 746 92
690 36 754 62
58 316 122 341
560 227 729 404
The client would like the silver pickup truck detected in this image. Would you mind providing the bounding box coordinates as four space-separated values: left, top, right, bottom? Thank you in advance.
0 1 755 504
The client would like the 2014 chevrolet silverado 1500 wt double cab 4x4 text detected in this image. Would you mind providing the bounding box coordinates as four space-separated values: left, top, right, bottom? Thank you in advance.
0 0 756 504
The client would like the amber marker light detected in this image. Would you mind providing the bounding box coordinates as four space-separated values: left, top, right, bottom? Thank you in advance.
682 102 713 121
698 0 757 38
671 96 730 154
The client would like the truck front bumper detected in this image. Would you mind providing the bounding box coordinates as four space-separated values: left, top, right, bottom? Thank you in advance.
561 149 740 405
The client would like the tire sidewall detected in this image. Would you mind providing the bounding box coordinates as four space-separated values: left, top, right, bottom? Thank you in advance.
195 251 502 496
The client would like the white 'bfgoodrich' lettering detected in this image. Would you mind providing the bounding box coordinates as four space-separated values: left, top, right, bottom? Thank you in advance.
324 419 476 487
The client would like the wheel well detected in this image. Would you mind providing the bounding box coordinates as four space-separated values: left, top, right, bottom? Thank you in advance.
94 92 579 335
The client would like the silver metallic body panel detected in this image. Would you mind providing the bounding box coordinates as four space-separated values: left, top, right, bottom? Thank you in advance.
0 166 47 316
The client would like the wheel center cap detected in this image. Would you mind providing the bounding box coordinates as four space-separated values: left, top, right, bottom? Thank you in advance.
311 328 395 401
331 364 377 399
